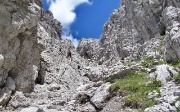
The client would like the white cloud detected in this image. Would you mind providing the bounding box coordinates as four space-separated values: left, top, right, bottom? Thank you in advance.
45 0 92 47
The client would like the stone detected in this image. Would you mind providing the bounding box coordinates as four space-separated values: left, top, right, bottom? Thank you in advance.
90 83 111 109
6 77 15 91
77 38 99 59
77 102 96 112
101 96 124 112
47 84 61 91
174 91 180 96
162 6 180 62
20 106 44 112
7 91 30 109
155 64 171 85
44 109 61 112
175 101 180 110
148 90 159 99
0 54 4 68
145 102 177 112
0 87 12 106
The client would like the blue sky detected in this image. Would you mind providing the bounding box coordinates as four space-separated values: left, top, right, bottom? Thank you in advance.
42 0 120 47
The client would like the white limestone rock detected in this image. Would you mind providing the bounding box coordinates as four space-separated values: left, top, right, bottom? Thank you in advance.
145 102 177 112
155 64 171 85
90 83 111 109
20 106 44 112
162 6 180 62
0 0 44 93
0 87 12 106
175 101 180 110
77 38 99 59
77 102 96 112
7 91 30 110
148 90 159 99
0 54 4 68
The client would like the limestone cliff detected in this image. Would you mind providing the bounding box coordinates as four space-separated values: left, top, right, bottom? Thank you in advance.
0 0 44 93
77 0 180 64
0 0 179 112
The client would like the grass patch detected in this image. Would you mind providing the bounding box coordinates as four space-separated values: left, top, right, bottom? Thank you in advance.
104 76 118 83
171 60 180 69
124 62 134 67
173 73 180 84
158 60 168 65
153 44 164 52
104 71 135 83
140 57 156 68
109 72 162 109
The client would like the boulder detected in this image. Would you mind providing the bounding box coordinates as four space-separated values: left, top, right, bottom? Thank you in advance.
145 102 177 112
0 88 12 106
90 83 111 109
6 77 15 91
0 54 4 68
20 106 44 112
175 101 180 110
155 64 171 85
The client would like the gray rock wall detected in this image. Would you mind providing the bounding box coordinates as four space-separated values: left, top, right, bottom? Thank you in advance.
0 0 43 93
77 0 180 63
162 6 180 62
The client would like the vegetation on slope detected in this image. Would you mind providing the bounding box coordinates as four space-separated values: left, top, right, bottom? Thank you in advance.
108 72 162 109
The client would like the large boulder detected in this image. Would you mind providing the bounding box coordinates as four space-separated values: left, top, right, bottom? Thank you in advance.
20 106 44 112
6 77 16 91
155 64 179 85
155 64 172 85
0 88 12 106
90 83 111 109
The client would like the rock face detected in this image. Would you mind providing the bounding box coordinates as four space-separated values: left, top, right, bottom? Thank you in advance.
0 0 179 112
77 38 99 59
0 0 43 93
78 0 180 64
162 6 180 62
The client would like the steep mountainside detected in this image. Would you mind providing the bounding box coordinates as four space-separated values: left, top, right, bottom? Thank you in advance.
77 0 180 64
0 0 180 112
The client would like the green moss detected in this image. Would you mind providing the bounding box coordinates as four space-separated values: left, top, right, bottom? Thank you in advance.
109 72 162 109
